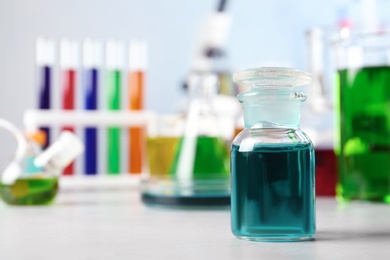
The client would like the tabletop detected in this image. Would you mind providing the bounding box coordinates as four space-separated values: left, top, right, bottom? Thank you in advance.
1 177 390 260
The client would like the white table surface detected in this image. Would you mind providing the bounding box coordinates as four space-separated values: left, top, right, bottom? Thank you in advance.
1 177 390 260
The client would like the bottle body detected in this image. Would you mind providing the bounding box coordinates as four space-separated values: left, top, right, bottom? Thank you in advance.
231 128 315 241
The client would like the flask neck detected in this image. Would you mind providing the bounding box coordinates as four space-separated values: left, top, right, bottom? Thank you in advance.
187 72 218 100
186 72 220 119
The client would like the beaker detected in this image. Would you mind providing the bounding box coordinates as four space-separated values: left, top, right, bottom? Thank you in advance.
142 72 233 206
335 30 390 203
231 67 315 242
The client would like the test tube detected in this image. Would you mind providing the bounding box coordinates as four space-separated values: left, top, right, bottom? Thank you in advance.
128 40 148 174
106 40 124 174
36 38 55 148
60 39 79 175
83 39 101 175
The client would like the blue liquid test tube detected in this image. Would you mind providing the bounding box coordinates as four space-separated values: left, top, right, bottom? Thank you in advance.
83 39 101 175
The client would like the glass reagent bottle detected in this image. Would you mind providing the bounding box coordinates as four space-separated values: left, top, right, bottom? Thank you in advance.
230 67 316 242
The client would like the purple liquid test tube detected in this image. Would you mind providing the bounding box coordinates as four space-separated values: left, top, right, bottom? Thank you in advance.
36 38 55 148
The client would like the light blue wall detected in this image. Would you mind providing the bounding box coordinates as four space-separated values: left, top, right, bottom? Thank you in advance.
0 0 389 164
0 0 347 119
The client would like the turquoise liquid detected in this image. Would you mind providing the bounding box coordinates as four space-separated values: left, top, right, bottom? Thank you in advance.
231 142 315 241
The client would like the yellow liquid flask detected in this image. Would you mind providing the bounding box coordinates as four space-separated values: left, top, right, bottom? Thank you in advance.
142 72 233 206
0 119 83 205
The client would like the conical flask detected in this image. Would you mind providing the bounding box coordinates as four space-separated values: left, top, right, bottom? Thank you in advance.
142 71 232 206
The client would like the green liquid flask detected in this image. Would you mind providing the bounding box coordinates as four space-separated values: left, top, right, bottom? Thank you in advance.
0 130 58 205
142 72 232 206
0 129 83 206
335 31 390 203
231 67 316 242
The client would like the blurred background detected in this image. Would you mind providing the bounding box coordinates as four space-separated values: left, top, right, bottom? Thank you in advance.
1 0 390 173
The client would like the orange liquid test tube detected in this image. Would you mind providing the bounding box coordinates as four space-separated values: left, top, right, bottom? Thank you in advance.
128 40 147 174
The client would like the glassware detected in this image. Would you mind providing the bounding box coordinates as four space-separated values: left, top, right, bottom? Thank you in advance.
0 130 59 205
0 120 84 205
335 30 390 203
142 71 233 206
231 67 315 242
305 26 341 196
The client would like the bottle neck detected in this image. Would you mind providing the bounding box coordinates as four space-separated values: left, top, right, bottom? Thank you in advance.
243 101 302 129
239 88 305 129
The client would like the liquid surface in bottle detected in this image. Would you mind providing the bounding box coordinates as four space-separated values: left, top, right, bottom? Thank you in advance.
337 66 390 203
0 176 58 205
231 142 315 241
